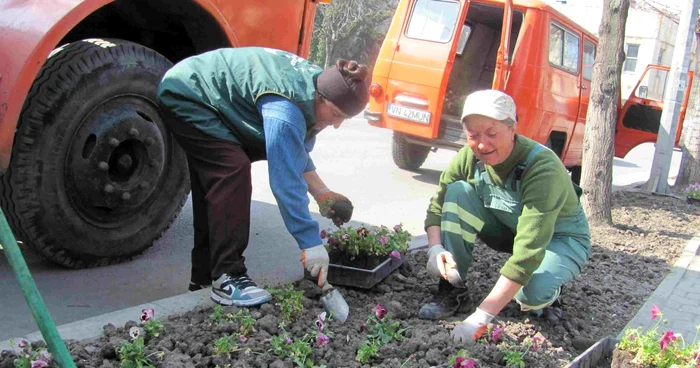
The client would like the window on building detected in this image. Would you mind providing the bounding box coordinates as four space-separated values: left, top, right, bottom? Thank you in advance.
583 40 596 80
624 43 640 72
549 23 580 73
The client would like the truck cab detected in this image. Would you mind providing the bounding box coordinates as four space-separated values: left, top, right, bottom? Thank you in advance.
0 0 322 268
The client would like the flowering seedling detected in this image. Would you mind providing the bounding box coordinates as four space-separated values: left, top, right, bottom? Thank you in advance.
9 338 52 368
232 310 257 336
322 224 411 258
448 349 477 368
117 326 164 368
618 305 700 367
355 303 412 364
365 303 411 344
683 183 700 199
399 354 417 367
140 308 163 339
208 305 257 336
501 344 526 368
355 339 381 364
268 284 305 323
269 323 325 368
210 305 229 323
213 334 244 356
314 312 334 346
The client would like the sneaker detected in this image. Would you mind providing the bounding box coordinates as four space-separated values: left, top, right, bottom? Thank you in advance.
188 282 211 292
418 278 469 320
211 273 272 307
529 287 564 323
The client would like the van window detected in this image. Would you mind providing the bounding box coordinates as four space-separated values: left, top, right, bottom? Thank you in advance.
549 23 580 74
583 40 596 80
456 24 473 55
406 0 460 43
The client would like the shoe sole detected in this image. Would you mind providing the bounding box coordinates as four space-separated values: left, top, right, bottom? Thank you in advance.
210 292 272 307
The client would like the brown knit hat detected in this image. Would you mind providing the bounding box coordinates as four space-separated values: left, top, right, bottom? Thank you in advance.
317 59 369 117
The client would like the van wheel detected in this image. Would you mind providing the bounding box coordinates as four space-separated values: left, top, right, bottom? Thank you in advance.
392 132 431 171
570 166 582 185
0 39 189 268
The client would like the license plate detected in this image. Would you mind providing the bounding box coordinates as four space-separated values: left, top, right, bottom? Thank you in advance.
386 103 431 125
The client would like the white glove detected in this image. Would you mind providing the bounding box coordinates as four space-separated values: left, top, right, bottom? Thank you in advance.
301 245 329 287
451 308 495 344
426 245 458 279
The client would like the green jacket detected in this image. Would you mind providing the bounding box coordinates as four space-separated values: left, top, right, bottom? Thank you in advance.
157 47 322 159
425 135 590 284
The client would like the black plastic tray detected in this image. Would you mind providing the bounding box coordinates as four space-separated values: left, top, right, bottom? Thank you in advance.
565 336 618 368
327 255 403 289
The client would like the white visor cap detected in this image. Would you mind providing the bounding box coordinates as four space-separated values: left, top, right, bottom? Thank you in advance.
461 89 517 123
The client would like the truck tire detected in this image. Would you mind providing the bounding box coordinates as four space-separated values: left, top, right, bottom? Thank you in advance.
0 39 189 268
392 132 431 171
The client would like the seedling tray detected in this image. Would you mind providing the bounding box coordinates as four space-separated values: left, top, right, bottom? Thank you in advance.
327 255 403 289
565 336 618 368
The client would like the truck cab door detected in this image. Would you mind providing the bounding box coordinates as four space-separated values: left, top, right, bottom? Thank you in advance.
384 0 467 139
615 65 694 158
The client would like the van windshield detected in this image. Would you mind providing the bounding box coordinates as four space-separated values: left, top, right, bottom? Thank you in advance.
406 0 460 43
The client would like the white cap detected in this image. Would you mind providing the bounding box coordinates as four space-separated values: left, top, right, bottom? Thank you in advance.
461 89 517 122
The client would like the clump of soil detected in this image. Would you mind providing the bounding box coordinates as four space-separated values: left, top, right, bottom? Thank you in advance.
2 191 698 368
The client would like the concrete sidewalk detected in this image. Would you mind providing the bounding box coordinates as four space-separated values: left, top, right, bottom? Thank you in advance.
619 233 700 341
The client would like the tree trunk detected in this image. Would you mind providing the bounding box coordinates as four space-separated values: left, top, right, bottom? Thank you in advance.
324 40 333 69
674 32 700 190
581 0 630 226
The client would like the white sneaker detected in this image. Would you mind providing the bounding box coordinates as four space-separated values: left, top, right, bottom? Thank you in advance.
210 274 272 307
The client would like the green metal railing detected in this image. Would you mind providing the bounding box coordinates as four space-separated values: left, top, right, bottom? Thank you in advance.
0 209 76 367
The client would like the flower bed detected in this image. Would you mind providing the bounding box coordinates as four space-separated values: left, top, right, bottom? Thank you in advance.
1 191 699 368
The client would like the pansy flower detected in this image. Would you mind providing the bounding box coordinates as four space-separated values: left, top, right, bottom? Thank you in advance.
374 303 387 320
129 326 140 339
30 361 48 368
454 357 476 368
315 312 326 331
141 308 154 322
491 327 505 343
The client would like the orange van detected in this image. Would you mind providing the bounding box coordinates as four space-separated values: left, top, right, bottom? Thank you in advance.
365 0 692 183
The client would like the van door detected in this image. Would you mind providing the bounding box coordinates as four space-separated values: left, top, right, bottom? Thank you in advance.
615 65 694 158
385 0 467 139
565 38 596 166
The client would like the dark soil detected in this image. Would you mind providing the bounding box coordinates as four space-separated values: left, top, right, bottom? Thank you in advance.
2 191 699 368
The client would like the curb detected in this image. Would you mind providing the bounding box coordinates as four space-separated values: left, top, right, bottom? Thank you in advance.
617 232 700 339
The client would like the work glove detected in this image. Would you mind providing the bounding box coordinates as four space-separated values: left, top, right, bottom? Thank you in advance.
426 245 464 288
451 308 495 344
315 191 354 226
301 244 329 287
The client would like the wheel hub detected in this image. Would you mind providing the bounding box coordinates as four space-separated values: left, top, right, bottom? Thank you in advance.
65 96 167 225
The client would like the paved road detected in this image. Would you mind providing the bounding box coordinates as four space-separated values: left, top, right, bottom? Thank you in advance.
0 119 681 342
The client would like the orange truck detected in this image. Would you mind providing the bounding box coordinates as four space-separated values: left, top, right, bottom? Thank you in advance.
365 0 692 183
0 0 326 268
